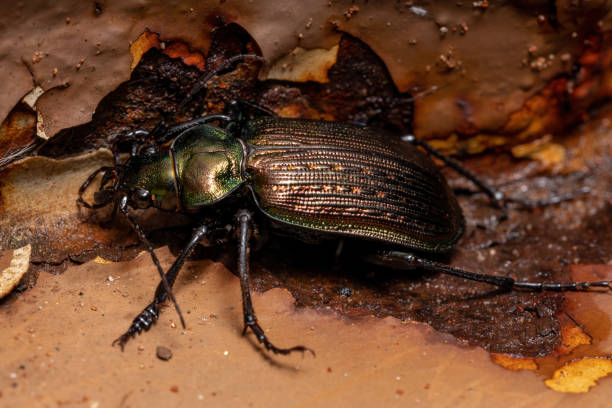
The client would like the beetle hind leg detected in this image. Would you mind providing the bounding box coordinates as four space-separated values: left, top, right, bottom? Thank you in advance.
236 210 315 356
378 251 611 293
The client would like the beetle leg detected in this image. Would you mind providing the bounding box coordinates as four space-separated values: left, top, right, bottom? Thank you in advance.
400 134 589 215
113 196 185 349
112 223 211 350
377 251 611 293
236 209 315 356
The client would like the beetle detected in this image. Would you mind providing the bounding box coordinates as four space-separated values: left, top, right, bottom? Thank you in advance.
77 55 611 355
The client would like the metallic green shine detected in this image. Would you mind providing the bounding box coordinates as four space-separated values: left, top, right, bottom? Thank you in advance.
171 125 244 208
125 152 178 211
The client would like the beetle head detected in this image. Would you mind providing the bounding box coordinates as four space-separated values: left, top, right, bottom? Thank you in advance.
77 166 123 210
78 147 179 212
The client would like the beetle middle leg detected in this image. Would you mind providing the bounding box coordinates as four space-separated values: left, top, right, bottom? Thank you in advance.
401 134 589 215
113 222 211 350
236 210 314 356
375 251 611 292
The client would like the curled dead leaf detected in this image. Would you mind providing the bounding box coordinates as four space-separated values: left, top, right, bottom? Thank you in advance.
0 244 32 299
130 30 161 71
267 45 339 83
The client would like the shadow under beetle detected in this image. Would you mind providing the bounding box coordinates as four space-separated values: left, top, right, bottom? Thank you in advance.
78 55 611 356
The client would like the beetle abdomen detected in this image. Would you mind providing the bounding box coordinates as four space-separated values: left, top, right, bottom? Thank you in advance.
245 118 464 253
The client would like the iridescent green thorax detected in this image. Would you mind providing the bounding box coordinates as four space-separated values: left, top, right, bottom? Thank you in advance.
170 125 244 209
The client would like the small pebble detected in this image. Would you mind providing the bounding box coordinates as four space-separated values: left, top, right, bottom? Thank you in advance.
156 346 173 361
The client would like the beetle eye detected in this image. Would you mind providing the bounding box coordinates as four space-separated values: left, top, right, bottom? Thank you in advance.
140 145 158 156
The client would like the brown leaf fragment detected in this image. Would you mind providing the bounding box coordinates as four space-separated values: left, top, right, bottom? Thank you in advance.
130 30 161 70
0 245 31 299
0 151 124 264
267 45 339 83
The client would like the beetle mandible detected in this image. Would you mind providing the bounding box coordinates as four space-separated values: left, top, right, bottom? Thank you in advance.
78 54 611 355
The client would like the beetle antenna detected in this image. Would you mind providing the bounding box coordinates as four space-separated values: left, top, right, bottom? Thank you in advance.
179 54 264 109
117 196 186 329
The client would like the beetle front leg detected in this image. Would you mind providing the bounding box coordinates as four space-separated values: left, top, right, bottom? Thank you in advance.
113 223 210 350
236 210 314 356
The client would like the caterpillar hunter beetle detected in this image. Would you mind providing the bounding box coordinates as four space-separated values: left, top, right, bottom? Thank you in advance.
77 54 610 355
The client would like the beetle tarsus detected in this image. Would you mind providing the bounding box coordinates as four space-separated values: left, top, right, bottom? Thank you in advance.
112 301 160 350
244 319 315 356
237 209 315 357
513 280 611 292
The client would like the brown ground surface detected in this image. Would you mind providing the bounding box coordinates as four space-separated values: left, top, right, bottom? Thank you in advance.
1 246 611 407
1 99 612 408
1 7 612 405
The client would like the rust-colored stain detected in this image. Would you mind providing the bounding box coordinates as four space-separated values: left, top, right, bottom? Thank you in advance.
130 31 206 72
573 36 612 102
545 357 612 393
163 42 206 71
